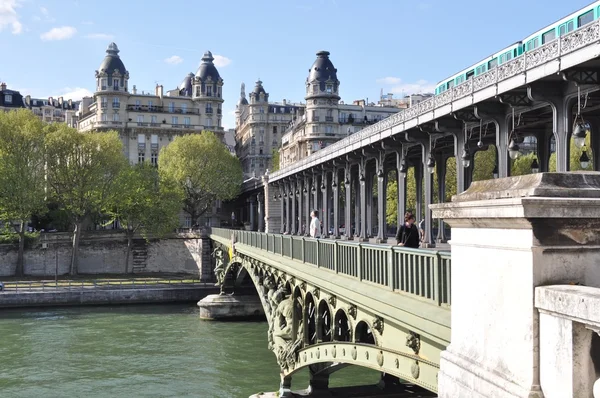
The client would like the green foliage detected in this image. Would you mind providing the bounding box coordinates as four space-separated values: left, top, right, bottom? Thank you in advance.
472 146 496 182
112 162 183 239
44 125 126 274
159 132 243 224
0 232 39 247
0 109 47 275
270 149 280 172
511 152 537 176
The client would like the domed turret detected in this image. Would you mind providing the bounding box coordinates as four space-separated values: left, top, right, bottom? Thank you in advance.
98 42 127 77
249 79 268 103
195 51 221 82
305 50 339 100
178 72 194 97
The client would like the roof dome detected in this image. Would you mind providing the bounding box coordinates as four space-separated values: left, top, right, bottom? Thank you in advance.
237 82 248 107
98 42 127 76
178 72 194 96
252 79 266 95
307 50 338 83
195 51 221 81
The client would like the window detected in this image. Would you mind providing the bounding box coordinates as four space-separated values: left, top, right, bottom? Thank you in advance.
312 125 318 133
101 114 108 122
169 102 175 112
138 134 145 144
138 152 145 163
135 100 141 108
542 29 556 44
151 153 158 166
184 216 191 228
172 116 178 125
101 79 107 89
206 103 213 113
148 100 153 110
526 38 539 51
5 94 12 103
313 85 318 93
113 79 119 90
326 125 333 135
260 107 264 114
184 117 190 126
137 115 143 123
217 118 221 127
181 103 187 114
206 118 212 127
151 115 157 124
273 126 277 134
326 85 333 93
206 86 212 96
195 87 201 97
112 97 120 108
488 58 498 70
578 10 594 27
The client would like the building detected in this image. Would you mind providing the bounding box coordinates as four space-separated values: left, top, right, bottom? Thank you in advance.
235 80 303 178
0 83 25 111
78 42 225 166
77 42 227 227
24 96 79 127
377 92 433 109
277 51 400 168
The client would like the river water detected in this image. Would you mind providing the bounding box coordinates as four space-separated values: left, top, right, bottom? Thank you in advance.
0 304 380 398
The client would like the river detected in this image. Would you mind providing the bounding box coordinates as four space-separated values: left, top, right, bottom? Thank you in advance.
0 304 380 397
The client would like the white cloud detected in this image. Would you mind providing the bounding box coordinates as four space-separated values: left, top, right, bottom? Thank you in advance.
164 55 183 65
0 0 23 34
84 33 114 40
57 87 93 100
376 76 435 95
213 55 231 68
40 26 76 41
40 6 48 15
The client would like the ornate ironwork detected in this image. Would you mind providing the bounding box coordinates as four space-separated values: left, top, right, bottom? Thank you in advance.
406 331 421 355
373 317 384 335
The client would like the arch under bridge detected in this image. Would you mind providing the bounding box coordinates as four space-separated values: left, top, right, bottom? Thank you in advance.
209 227 451 395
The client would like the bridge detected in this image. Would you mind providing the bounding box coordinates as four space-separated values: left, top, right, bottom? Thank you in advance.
216 13 600 398
209 227 451 395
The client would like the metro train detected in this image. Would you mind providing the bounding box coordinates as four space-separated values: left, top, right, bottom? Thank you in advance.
434 0 600 95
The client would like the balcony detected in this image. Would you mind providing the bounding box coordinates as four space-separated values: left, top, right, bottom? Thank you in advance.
138 144 146 151
325 116 334 122
111 121 122 125
137 122 148 126
112 104 120 109
312 116 320 122
171 124 181 128
151 143 159 151
126 105 199 114
205 108 213 114
183 124 193 129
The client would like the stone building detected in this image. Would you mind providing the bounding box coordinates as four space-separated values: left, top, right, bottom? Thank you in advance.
277 51 400 168
0 83 25 111
77 42 227 227
24 96 79 127
77 43 225 165
235 80 303 178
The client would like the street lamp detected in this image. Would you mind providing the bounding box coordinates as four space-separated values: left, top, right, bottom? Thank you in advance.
492 164 499 179
573 87 589 149
461 143 471 168
580 147 590 169
359 173 365 186
399 159 408 178
508 136 521 160
427 155 435 174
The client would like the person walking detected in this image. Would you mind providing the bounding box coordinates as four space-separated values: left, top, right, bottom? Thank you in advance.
310 210 321 238
396 211 420 248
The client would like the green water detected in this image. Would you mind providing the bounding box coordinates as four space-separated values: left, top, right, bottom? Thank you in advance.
0 304 379 398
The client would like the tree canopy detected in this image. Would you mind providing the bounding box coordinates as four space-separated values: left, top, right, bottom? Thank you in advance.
45 126 126 274
158 131 242 225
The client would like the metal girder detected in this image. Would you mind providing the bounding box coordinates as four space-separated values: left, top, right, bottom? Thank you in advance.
561 68 600 85
451 109 479 123
497 92 533 107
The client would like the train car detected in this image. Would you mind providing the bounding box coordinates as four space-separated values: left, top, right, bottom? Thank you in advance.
522 0 600 52
434 42 522 95
434 1 600 96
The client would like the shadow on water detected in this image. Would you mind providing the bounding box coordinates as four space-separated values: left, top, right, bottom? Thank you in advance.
0 304 381 398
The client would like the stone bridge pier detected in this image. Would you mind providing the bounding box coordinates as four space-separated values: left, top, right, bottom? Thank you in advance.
432 172 600 398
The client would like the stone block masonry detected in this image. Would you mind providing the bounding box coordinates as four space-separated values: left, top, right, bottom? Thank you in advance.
0 231 215 281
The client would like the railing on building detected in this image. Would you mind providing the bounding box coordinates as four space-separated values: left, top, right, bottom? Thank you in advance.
210 228 451 307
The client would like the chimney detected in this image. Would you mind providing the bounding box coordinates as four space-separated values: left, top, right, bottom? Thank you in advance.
25 95 31 106
68 99 72 107
132 85 137 95
0 82 6 91
58 97 63 106
156 84 163 99
283 99 286 105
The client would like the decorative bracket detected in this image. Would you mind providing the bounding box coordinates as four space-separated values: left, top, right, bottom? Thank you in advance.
372 317 384 335
347 305 357 319
406 331 421 355
312 287 320 300
327 295 337 308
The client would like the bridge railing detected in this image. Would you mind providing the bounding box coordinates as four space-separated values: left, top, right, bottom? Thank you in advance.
210 228 451 307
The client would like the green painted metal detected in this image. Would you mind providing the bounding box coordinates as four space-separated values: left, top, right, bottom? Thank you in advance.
211 227 451 307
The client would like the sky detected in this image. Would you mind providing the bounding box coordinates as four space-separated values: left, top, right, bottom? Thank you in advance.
0 0 595 130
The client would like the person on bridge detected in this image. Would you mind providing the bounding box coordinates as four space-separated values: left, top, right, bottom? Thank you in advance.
310 210 321 238
396 212 420 248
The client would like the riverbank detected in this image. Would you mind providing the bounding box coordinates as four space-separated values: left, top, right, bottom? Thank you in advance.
0 276 220 308
250 383 437 397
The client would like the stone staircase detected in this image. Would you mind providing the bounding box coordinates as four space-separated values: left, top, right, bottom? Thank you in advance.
131 239 148 273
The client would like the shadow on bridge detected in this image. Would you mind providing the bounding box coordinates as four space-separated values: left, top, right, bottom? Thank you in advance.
210 227 451 396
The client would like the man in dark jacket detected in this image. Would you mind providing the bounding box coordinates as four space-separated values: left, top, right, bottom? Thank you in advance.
396 212 420 248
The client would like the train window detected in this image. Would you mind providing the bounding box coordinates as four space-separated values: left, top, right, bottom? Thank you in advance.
447 80 455 89
526 38 539 51
456 75 465 85
559 25 566 36
466 70 475 80
567 21 574 32
542 29 556 44
507 50 513 61
488 58 498 70
578 10 594 27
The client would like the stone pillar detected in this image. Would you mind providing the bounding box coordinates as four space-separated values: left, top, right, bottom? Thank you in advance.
198 229 213 282
290 180 296 235
345 166 353 240
376 164 387 243
322 171 329 237
431 172 600 398
257 193 264 232
332 169 340 238
359 161 367 241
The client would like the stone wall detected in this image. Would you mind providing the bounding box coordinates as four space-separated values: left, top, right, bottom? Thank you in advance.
0 231 214 278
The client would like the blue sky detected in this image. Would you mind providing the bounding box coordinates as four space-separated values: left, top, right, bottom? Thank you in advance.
0 0 594 129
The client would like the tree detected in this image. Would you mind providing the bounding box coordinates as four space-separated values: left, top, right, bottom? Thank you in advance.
270 149 280 172
159 132 243 226
472 146 496 182
0 110 47 276
45 126 125 275
111 162 183 273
